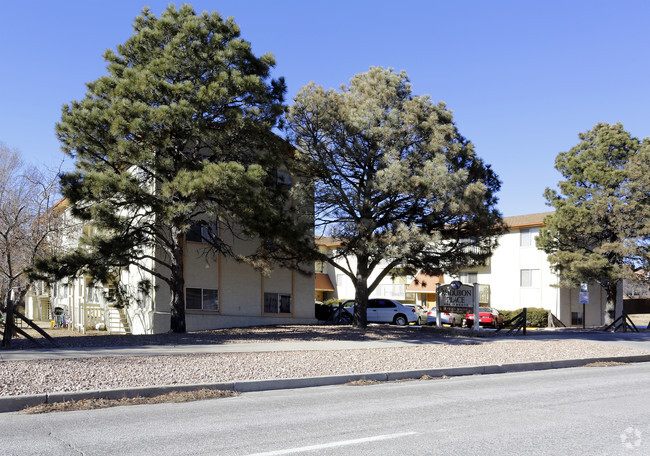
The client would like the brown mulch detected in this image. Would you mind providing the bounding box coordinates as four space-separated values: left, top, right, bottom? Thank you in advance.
20 388 238 414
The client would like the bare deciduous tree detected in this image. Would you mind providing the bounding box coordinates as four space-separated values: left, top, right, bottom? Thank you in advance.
0 142 65 347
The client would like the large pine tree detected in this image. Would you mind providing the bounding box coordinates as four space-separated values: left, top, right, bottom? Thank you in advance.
537 123 648 325
286 67 503 327
41 5 309 333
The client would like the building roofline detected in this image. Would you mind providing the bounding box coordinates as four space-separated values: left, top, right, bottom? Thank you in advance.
316 212 556 246
502 211 554 229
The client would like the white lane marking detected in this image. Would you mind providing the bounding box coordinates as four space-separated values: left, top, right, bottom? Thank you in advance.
245 432 417 456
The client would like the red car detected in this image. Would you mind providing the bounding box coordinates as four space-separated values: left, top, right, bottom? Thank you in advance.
464 307 503 329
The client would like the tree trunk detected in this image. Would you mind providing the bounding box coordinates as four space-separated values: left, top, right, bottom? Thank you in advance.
603 280 618 326
353 282 369 328
353 257 370 328
1 291 15 348
169 234 186 333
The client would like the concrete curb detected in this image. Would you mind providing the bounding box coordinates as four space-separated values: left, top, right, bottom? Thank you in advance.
3 354 650 413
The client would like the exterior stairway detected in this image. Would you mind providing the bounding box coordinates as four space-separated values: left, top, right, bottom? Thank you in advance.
107 306 131 334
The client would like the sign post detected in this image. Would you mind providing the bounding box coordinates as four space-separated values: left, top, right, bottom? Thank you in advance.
437 281 475 328
473 283 480 331
435 283 441 327
579 283 589 329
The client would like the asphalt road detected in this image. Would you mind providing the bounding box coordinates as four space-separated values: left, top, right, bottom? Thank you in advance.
3 362 650 455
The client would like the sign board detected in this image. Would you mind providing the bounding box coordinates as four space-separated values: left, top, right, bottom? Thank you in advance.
579 283 589 305
437 283 475 312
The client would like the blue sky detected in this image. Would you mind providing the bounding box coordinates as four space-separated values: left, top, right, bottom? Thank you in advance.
1 0 648 217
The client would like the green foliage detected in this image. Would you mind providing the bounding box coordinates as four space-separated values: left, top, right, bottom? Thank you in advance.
287 67 503 327
499 308 548 327
39 5 311 332
537 123 649 323
315 302 332 320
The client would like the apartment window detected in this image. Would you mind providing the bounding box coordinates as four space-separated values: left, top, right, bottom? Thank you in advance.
275 170 293 191
520 269 540 287
315 260 327 274
186 222 218 244
186 288 219 311
520 228 539 247
460 272 477 284
87 286 101 304
571 312 583 326
264 293 292 314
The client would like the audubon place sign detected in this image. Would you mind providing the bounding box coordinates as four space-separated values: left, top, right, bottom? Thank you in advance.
437 282 475 312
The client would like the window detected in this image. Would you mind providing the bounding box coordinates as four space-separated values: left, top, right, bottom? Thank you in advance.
264 293 292 313
315 260 327 274
520 228 538 247
460 272 477 284
571 312 583 326
186 225 203 243
263 238 279 252
520 269 540 287
275 170 293 191
186 287 219 311
87 286 101 303
186 222 218 244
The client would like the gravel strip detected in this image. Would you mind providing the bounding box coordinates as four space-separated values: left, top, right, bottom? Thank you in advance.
6 324 484 349
1 339 647 397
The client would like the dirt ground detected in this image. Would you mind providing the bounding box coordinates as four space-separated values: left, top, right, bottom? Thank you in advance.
7 314 649 351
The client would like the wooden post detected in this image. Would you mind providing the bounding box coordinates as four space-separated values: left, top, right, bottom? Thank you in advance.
473 283 480 331
522 308 527 336
1 297 15 348
435 283 441 327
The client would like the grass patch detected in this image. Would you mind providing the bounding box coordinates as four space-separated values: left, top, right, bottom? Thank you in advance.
345 378 381 386
419 374 449 380
21 388 238 414
583 361 628 368
345 374 451 387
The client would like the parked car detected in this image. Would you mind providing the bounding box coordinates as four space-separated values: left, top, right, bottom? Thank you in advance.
426 309 463 326
426 309 436 325
343 299 418 325
404 303 428 325
464 307 503 329
440 311 464 326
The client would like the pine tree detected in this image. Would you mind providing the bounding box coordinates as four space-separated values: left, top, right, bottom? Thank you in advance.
39 5 309 333
286 67 503 327
537 123 648 325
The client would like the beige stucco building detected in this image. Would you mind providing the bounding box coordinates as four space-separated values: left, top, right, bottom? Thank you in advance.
27 204 316 335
